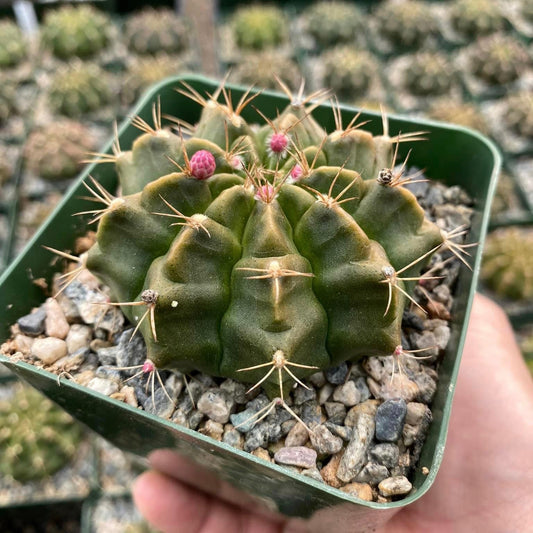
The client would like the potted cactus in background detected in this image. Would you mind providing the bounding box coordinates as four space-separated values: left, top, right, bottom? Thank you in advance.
0 74 499 526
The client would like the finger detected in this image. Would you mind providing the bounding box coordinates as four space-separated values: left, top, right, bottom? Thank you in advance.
132 470 285 533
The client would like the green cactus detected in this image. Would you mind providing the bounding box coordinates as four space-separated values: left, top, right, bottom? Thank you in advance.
373 0 438 48
522 0 533 23
504 92 533 139
402 52 454 97
233 51 301 91
427 101 488 135
121 54 183 106
24 120 96 181
41 4 112 60
231 5 288 51
482 227 533 300
0 19 27 68
0 383 83 482
0 83 16 125
470 34 530 85
321 47 376 101
450 0 505 38
125 8 189 56
304 1 364 48
79 85 447 402
49 61 112 118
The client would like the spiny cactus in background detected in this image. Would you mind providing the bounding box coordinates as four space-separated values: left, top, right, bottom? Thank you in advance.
0 19 27 68
231 5 288 51
373 0 438 48
321 47 376 101
0 83 16 125
427 100 488 135
24 120 96 181
0 383 83 482
121 54 183 106
303 1 363 48
125 8 189 56
233 52 301 91
450 0 505 38
504 92 533 139
470 34 530 85
490 173 520 217
402 52 454 97
49 61 111 118
52 82 471 415
41 4 112 60
522 0 533 22
482 227 533 300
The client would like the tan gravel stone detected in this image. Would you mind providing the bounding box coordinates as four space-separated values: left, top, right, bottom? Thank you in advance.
340 482 373 501
44 298 70 339
31 337 67 365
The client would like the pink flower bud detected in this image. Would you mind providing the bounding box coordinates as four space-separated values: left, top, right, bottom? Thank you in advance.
190 150 216 180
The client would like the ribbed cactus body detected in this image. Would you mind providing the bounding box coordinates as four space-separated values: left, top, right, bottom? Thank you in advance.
0 19 27 68
87 93 443 397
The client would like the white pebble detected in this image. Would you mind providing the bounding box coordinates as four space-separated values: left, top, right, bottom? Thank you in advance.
66 324 93 354
44 298 70 339
31 337 68 365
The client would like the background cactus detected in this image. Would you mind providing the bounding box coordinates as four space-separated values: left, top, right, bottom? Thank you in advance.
0 83 16 125
321 47 376 101
233 51 301 90
41 4 112 60
470 34 530 85
121 54 183 106
24 120 96 181
373 0 438 48
49 61 111 117
450 0 505 38
83 87 445 399
0 19 27 68
401 52 454 96
427 101 488 134
0 383 83 482
125 8 189 56
230 5 288 51
303 1 364 48
503 92 533 139
481 227 533 300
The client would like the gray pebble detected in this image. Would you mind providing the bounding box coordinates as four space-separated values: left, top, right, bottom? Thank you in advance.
143 385 176 419
220 380 248 404
325 362 349 385
116 329 146 375
87 377 119 396
302 467 324 483
318 383 334 405
308 371 326 388
223 426 244 449
378 476 413 497
337 413 375 483
294 385 316 405
375 399 407 442
197 389 235 424
17 307 46 336
96 345 119 366
188 409 204 430
369 443 400 469
354 377 371 402
298 401 323 427
244 423 269 452
324 402 346 425
355 462 390 485
412 370 437 404
274 446 317 469
324 422 352 442
309 424 343 455
333 381 361 407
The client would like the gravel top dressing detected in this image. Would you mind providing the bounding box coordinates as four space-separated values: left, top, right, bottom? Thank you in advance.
1 172 474 504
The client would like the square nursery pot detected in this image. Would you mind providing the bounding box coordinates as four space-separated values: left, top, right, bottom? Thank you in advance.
0 75 500 529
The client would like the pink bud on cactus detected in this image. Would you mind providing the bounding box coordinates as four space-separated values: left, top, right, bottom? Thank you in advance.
254 183 276 203
190 150 216 180
393 345 403 357
268 132 289 157
290 164 303 181
142 360 155 373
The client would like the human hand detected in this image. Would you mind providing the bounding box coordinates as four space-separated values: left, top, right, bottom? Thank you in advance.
132 294 533 532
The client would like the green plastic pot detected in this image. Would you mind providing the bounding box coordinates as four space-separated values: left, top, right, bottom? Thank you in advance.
0 75 500 528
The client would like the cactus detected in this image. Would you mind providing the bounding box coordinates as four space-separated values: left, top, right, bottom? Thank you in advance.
470 34 530 85
482 227 533 300
0 19 27 68
41 4 112 60
49 61 111 118
0 83 16 125
0 143 13 186
121 54 183 106
522 0 533 23
373 0 438 48
231 5 288 51
0 383 83 482
233 52 301 91
402 52 454 97
504 92 533 139
427 101 488 135
321 47 376 101
61 82 461 409
125 8 189 56
450 0 505 38
24 120 96 181
303 1 364 48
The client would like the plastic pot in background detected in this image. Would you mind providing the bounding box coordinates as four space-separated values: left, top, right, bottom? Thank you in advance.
0 75 500 529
